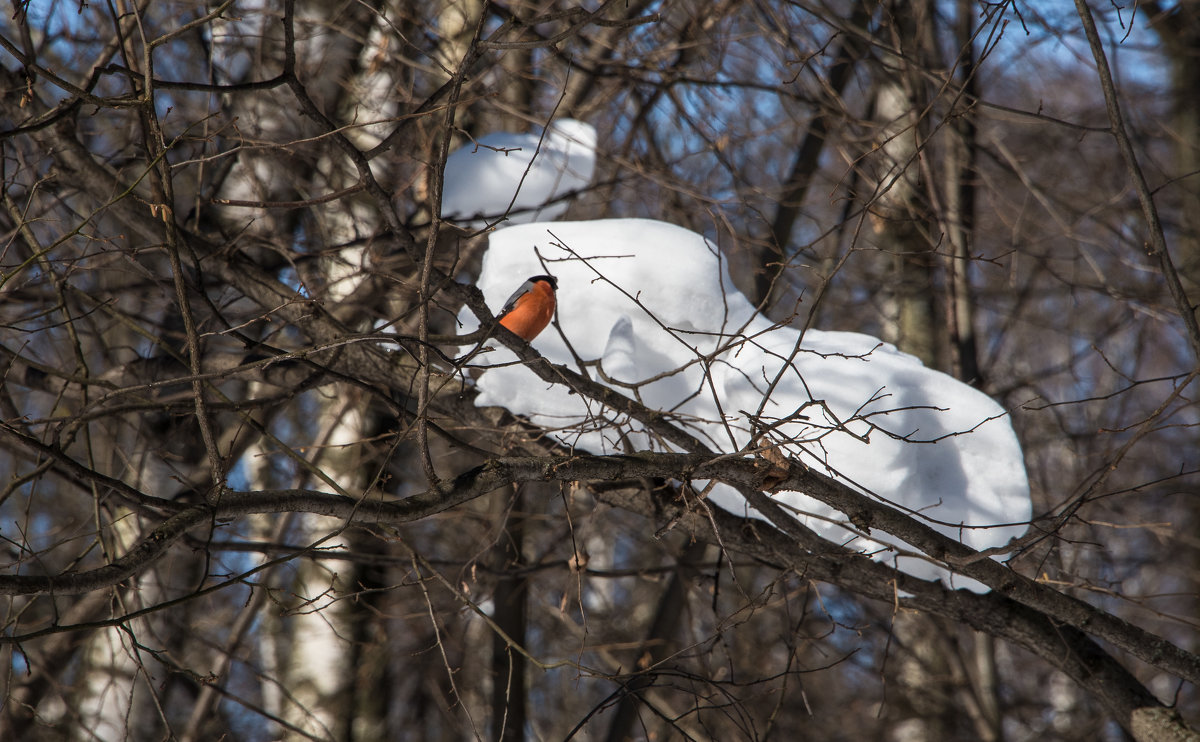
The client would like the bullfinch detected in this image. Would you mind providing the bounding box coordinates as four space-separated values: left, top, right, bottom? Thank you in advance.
497 274 558 341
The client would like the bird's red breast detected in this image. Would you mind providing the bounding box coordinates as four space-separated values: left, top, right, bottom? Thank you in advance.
498 275 557 341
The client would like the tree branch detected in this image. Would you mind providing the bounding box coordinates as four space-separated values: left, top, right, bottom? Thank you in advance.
1074 0 1200 363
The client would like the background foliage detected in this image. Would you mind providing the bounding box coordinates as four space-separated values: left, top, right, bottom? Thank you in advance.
0 1 1197 740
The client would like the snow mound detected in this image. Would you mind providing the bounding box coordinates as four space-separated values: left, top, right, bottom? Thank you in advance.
459 218 1031 589
441 119 597 228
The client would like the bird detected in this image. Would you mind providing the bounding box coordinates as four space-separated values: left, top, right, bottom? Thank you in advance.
497 274 558 341
454 274 559 369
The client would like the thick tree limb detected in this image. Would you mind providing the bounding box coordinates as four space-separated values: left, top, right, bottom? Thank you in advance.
3 451 1196 696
